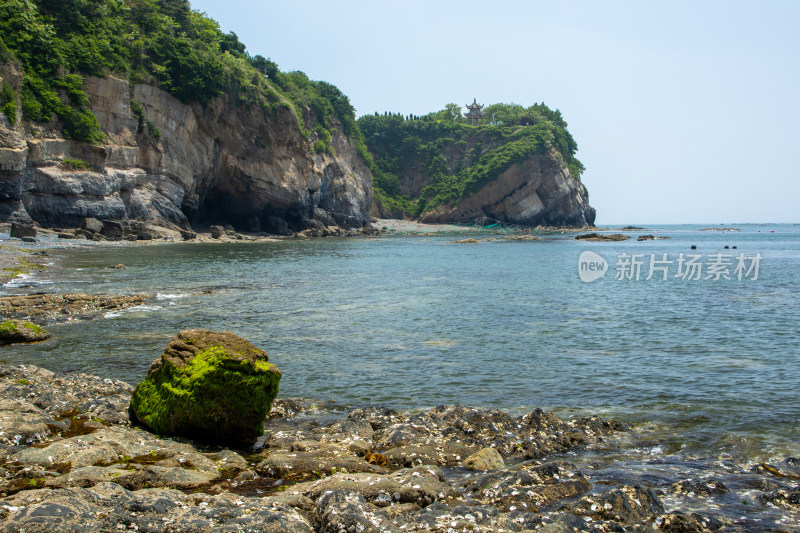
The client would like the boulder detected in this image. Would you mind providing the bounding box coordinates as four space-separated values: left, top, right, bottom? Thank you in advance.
210 225 225 239
81 217 104 234
10 222 36 239
0 320 51 345
101 220 124 240
129 329 281 447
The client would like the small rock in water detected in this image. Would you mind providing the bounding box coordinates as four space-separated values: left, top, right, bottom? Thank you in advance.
575 233 630 242
0 320 51 345
129 329 282 447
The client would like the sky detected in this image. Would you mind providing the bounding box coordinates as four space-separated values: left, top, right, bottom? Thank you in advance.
189 0 800 224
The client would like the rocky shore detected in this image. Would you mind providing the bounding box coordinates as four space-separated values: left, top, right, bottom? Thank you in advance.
1 364 798 532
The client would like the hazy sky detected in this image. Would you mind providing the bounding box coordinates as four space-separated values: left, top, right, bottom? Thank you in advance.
189 0 799 224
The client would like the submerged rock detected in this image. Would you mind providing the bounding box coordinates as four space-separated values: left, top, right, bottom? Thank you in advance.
0 320 50 345
129 329 281 447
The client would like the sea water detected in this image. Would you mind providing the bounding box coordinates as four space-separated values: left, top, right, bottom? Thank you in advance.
3 224 799 463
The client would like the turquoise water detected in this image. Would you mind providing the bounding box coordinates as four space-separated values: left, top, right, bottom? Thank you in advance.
3 224 800 460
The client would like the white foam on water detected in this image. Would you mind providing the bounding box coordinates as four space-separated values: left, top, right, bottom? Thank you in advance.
156 293 188 302
104 304 163 319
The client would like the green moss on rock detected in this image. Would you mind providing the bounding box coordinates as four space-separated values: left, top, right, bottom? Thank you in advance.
130 329 281 447
0 320 51 345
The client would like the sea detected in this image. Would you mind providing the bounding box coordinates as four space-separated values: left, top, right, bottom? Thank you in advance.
2 223 799 528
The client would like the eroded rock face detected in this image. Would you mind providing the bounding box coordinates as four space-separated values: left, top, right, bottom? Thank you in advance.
0 70 373 234
129 330 282 447
417 149 595 228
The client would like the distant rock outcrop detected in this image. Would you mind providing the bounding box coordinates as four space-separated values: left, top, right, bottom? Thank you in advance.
419 149 594 227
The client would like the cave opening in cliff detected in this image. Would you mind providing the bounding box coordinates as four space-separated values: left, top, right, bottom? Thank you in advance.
188 189 302 235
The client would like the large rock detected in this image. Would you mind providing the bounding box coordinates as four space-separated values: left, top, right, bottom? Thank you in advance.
416 148 595 227
9 221 36 239
129 329 281 447
0 320 51 345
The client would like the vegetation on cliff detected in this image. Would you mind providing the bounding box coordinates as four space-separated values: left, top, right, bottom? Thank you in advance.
358 103 585 218
0 0 361 155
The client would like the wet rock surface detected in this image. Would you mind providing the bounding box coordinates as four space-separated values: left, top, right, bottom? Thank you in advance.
0 364 799 531
0 293 148 324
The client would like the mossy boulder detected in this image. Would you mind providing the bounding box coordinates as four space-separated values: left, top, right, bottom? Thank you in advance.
129 329 281 447
0 320 51 345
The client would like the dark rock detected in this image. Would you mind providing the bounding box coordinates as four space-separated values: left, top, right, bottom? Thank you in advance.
315 490 395 533
638 234 656 241
294 466 456 507
670 479 729 496
543 513 593 531
0 320 51 345
571 484 664 524
210 225 225 238
129 329 282 447
10 222 36 239
100 220 124 240
658 512 725 532
255 449 385 481
383 444 443 467
760 486 800 508
462 462 590 512
20 236 36 242
575 232 630 242
180 230 197 240
57 231 76 239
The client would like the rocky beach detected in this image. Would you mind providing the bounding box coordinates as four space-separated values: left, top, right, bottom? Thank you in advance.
0 361 799 533
2 228 800 532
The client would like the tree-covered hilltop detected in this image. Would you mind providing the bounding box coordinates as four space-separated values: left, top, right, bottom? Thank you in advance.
0 0 363 156
358 103 585 219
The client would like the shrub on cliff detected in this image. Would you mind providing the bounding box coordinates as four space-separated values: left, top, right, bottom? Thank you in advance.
130 329 281 447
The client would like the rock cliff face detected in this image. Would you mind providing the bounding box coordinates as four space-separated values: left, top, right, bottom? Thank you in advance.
419 149 595 227
362 118 596 228
0 66 373 234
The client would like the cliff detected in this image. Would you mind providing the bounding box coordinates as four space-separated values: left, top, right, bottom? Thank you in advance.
360 108 595 228
0 65 372 235
417 148 594 227
0 0 593 236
